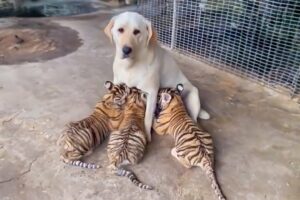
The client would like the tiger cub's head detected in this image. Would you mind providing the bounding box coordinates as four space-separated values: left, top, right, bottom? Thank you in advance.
155 84 184 117
103 81 130 109
103 81 147 111
125 87 147 112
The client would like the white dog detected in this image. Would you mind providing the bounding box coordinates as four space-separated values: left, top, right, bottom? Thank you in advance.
104 12 210 142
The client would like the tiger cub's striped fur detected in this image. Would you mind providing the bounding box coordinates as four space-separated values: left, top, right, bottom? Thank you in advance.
107 86 153 190
57 81 130 169
153 84 226 200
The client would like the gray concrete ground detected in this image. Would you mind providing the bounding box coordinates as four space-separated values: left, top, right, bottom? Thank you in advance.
1 9 300 200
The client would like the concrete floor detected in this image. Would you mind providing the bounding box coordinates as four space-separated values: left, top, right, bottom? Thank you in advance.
1 9 300 200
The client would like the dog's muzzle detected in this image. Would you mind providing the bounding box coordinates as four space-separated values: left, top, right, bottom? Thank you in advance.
122 46 132 59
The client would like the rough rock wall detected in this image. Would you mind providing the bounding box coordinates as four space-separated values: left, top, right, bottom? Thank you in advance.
0 0 23 9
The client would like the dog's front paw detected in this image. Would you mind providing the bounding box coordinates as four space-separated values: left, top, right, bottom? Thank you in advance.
199 109 210 120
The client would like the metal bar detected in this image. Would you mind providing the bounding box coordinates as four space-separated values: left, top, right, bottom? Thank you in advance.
170 0 177 50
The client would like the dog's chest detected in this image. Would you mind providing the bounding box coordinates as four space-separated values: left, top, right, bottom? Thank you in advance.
115 64 149 88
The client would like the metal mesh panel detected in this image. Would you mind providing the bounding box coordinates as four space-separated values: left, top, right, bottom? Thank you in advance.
137 0 300 96
137 0 174 47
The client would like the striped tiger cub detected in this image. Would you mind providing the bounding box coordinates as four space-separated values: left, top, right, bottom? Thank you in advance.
57 81 130 169
153 84 226 200
107 86 153 190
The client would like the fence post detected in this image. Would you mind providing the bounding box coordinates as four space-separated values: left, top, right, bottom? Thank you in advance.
170 0 177 49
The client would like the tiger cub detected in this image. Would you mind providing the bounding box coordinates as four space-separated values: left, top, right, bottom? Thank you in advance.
153 84 225 200
57 81 130 169
107 86 153 190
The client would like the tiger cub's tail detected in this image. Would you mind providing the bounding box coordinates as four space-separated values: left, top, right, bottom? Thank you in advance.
205 168 226 200
116 168 153 190
63 159 101 169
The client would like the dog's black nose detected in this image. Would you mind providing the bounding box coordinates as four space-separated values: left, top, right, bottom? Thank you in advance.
122 46 132 55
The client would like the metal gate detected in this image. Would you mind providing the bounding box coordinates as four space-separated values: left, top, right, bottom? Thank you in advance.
137 0 300 96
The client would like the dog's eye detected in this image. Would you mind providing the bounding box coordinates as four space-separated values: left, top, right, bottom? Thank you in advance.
118 28 124 33
133 29 140 35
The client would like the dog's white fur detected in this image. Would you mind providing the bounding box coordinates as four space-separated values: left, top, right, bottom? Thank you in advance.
104 12 210 142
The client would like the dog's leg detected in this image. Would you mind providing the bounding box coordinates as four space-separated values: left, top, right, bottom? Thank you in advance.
184 86 200 121
144 90 158 142
184 86 210 121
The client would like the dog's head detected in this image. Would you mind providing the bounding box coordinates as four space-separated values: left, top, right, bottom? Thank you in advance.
104 12 157 60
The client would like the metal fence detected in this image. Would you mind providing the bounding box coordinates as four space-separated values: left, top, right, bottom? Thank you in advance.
137 0 300 96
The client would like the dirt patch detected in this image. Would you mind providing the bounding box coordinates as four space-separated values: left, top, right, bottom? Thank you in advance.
0 19 82 65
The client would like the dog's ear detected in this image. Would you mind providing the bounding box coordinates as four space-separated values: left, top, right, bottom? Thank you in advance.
145 20 157 46
124 85 130 94
104 17 115 43
141 91 148 102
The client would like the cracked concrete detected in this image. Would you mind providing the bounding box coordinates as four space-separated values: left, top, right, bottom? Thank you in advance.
0 157 38 184
0 8 300 200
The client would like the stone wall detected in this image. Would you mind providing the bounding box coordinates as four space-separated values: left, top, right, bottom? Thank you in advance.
13 0 24 8
0 0 14 17
0 0 24 10
0 0 13 8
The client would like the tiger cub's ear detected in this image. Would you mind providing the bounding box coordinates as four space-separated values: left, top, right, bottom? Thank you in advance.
161 93 172 105
124 84 130 94
104 81 114 90
176 84 184 94
141 92 148 102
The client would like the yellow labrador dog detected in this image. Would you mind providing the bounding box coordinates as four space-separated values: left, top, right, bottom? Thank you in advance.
104 12 210 142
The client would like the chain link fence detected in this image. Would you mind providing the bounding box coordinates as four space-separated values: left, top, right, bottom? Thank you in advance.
137 0 300 96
